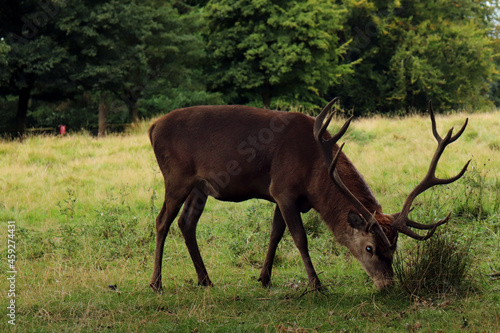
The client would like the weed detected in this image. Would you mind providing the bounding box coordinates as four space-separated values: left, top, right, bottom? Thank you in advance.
89 186 147 259
58 223 81 257
228 201 271 267
57 188 77 222
454 161 498 220
17 226 56 259
302 210 327 238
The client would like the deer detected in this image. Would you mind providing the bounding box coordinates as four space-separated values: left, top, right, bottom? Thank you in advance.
148 98 469 291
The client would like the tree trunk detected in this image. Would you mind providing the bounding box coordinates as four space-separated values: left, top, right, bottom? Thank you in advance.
262 80 272 109
122 88 140 123
15 85 32 138
98 96 109 138
128 101 139 123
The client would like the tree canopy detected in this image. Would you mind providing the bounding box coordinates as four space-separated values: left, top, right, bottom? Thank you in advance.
335 0 498 113
204 0 352 108
0 0 498 136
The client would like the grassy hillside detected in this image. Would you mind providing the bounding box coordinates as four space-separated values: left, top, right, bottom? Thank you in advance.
1 111 499 332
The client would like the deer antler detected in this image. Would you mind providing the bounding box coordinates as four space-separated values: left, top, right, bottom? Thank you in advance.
390 101 471 240
314 99 392 248
313 97 353 164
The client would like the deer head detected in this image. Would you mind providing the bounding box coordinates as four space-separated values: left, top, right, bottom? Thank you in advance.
314 99 470 289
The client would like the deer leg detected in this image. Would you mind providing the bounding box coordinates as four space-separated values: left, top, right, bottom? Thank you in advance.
150 187 189 292
258 205 286 288
277 200 322 290
178 188 213 286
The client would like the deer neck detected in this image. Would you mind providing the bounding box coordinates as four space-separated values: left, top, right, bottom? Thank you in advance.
310 156 383 240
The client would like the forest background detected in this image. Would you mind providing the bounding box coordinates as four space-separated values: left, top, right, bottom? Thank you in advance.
0 0 499 137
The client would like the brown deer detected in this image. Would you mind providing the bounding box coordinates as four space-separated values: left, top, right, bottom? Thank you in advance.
148 98 469 291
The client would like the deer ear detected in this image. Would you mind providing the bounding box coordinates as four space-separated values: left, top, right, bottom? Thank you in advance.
347 211 367 230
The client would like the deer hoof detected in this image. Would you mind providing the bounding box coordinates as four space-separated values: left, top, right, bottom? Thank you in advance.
198 278 214 287
149 282 163 293
258 276 272 288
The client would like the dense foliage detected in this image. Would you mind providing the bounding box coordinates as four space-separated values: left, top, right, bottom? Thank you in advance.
335 0 498 113
0 0 498 135
203 0 352 108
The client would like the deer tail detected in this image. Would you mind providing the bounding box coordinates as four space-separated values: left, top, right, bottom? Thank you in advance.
148 122 156 147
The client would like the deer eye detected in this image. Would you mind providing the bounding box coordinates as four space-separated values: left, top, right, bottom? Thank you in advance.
365 246 373 254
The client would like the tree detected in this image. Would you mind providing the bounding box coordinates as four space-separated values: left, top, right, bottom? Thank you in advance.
0 38 9 66
0 0 73 137
335 0 497 113
204 0 352 108
490 9 500 106
57 0 153 136
0 0 221 135
128 1 212 122
0 39 9 88
60 0 212 133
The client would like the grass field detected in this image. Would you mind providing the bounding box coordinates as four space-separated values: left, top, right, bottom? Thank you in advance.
1 110 499 332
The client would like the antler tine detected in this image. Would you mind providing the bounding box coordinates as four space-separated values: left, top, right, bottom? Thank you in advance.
406 213 451 230
450 118 468 143
429 101 469 144
395 220 441 241
332 116 355 143
392 102 470 240
429 101 441 143
329 145 393 249
390 211 451 241
314 97 355 143
314 97 339 142
314 97 343 163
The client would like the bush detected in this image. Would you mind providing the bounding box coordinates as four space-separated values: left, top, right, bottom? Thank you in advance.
138 88 224 118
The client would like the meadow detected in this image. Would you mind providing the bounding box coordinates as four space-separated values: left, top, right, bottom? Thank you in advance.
0 110 499 332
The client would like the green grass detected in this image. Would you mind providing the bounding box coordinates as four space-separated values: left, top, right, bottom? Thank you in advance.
1 111 499 332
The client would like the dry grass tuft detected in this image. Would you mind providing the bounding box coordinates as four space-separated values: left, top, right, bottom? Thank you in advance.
394 230 475 296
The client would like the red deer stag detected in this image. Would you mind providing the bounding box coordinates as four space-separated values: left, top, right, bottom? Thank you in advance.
148 98 469 291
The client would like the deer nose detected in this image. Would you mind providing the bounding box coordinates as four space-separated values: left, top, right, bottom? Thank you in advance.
374 277 394 290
